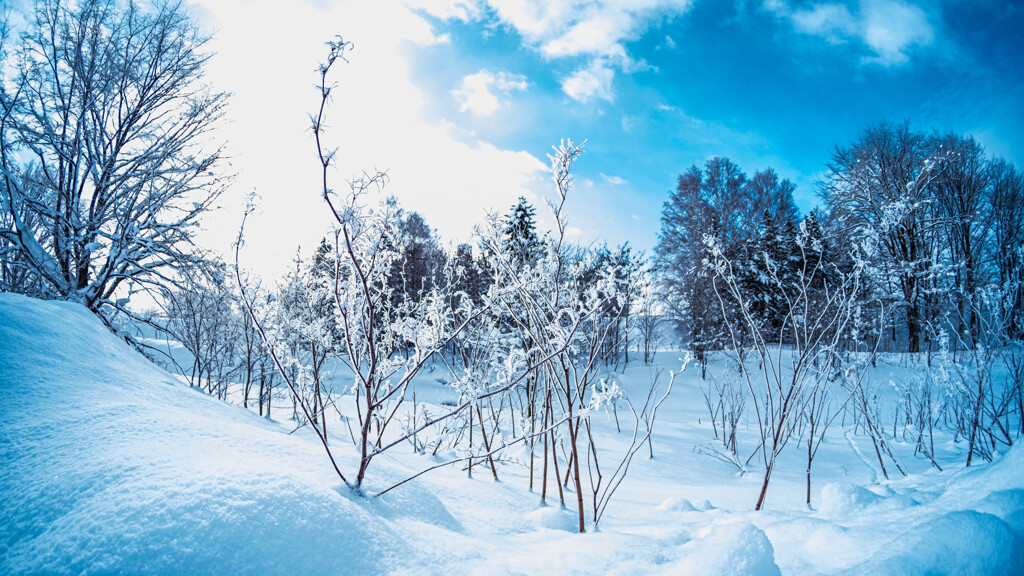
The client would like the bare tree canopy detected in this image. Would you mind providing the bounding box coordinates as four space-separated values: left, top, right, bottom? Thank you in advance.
0 0 229 314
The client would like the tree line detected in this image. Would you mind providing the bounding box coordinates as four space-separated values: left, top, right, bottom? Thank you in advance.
657 122 1024 362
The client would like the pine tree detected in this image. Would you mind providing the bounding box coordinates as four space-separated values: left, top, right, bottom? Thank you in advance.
452 243 488 306
504 197 542 265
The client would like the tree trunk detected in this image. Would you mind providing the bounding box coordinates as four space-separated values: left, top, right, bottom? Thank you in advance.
541 395 550 501
467 403 474 479
477 405 499 480
755 461 773 511
966 376 985 467
569 419 585 532
907 304 921 354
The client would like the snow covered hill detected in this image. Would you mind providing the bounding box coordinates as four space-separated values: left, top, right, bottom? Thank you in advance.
2 293 1024 575
0 294 434 574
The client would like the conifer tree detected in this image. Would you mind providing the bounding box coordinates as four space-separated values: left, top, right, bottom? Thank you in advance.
504 197 542 265
452 243 488 306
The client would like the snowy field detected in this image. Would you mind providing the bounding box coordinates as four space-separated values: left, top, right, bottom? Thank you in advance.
2 292 1023 575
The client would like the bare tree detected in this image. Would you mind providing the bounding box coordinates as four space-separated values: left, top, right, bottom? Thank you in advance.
0 0 228 320
164 263 239 398
990 162 1024 338
822 122 945 353
945 287 1019 466
656 159 748 373
707 219 862 510
635 274 662 364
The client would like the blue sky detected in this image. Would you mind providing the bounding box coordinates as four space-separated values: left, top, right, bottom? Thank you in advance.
12 0 1018 275
395 0 1022 255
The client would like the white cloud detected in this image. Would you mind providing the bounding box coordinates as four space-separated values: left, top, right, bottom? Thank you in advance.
415 32 452 46
541 14 630 59
766 0 935 66
433 1 695 102
451 70 529 116
407 0 484 22
600 173 627 185
561 59 615 103
486 0 692 57
790 3 857 42
860 0 933 66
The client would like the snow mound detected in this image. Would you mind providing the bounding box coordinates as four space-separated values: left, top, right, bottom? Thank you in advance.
527 504 581 531
0 294 432 574
659 497 714 512
974 489 1024 535
861 510 1024 575
671 521 781 576
817 482 897 516
658 497 698 512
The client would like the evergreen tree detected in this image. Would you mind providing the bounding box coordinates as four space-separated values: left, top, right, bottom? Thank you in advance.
504 197 542 265
452 243 489 307
388 209 447 312
740 211 781 338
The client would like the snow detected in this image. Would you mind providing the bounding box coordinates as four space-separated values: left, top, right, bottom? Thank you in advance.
0 294 415 574
2 292 1024 574
671 521 780 576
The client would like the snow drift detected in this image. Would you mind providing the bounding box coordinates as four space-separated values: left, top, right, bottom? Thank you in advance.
3 293 1024 575
0 293 438 574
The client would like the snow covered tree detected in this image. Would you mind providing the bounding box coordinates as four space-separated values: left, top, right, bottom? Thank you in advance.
574 242 643 369
745 168 800 234
0 0 228 320
657 159 800 374
656 159 745 373
477 140 675 532
990 161 1024 338
388 209 447 315
235 38 577 497
164 262 240 399
929 132 994 344
821 122 945 353
503 196 542 265
274 245 339 436
450 242 488 307
635 271 663 364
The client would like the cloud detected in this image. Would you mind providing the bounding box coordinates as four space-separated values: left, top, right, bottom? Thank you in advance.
600 173 627 185
561 59 615 103
541 13 630 59
766 0 935 66
451 70 529 116
423 1 695 102
485 0 692 57
406 0 483 21
789 3 857 42
859 0 933 65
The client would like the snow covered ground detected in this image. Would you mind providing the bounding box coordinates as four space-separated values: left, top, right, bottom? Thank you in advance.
2 292 1023 575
